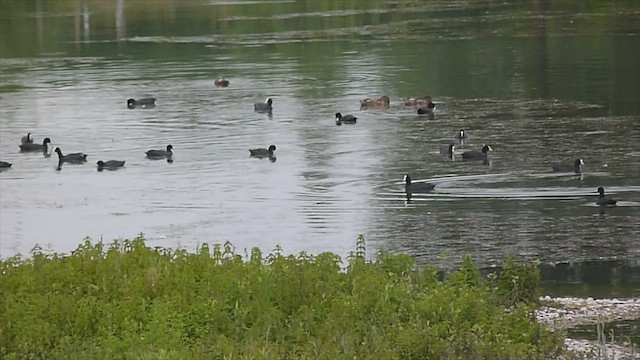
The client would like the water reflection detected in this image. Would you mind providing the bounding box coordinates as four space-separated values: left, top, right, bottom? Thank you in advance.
538 260 640 298
569 320 640 344
0 1 638 275
115 0 125 41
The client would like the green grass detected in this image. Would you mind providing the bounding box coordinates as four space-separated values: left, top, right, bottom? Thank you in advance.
1 235 564 359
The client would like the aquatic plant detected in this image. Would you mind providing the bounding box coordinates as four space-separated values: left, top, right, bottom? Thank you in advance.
0 235 564 359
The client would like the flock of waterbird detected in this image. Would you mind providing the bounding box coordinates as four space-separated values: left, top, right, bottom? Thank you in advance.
6 122 275 170
0 76 618 207
328 91 617 207
7 129 178 170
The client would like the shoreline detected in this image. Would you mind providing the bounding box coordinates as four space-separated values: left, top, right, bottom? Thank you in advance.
536 296 640 359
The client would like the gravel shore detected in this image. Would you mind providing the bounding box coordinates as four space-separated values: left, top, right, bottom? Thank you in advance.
536 296 640 359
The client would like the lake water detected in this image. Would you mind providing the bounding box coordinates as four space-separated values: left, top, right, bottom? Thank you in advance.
1 0 639 294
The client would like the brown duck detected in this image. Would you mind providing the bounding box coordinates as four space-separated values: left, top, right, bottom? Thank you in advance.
360 95 390 108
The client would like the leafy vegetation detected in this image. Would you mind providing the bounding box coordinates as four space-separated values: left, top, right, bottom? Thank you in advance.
1 235 564 359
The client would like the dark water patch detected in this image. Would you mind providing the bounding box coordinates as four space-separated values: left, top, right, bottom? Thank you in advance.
0 57 102 68
0 84 30 93
539 260 640 298
208 0 296 5
569 320 640 344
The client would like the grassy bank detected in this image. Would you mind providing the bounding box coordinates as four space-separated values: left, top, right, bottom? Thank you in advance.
1 235 564 359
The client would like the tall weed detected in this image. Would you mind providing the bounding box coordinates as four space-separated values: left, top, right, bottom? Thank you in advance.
0 235 563 359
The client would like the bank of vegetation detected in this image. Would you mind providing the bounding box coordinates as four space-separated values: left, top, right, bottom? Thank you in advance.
1 235 566 359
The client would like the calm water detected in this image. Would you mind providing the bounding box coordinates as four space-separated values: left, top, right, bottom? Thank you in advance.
1 0 639 288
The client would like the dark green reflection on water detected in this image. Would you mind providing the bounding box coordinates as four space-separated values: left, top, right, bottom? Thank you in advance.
479 260 640 299
539 260 640 298
1 1 638 115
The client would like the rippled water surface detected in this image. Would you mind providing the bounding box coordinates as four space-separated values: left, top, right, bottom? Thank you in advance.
1 1 639 276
